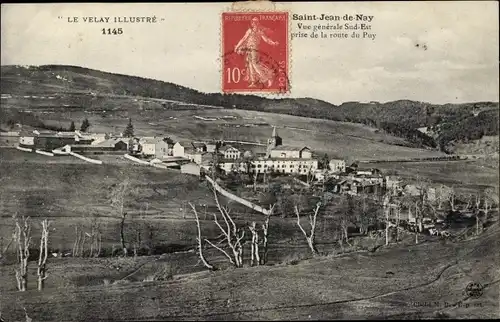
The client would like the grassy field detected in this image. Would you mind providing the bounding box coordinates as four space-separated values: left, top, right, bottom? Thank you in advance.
2 97 447 160
1 148 495 251
0 148 371 254
52 107 447 160
1 223 498 320
364 160 499 194
0 148 220 250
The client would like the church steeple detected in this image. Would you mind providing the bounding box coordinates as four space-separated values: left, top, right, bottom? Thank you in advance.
266 126 282 157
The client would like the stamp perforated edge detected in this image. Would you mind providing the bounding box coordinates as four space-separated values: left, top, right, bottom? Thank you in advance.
219 3 292 96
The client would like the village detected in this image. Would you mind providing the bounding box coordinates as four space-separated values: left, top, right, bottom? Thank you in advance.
2 120 492 242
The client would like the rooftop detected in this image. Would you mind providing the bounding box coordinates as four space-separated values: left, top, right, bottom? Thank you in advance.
252 157 317 162
192 142 207 148
140 137 166 145
219 145 240 152
94 138 128 147
75 132 108 138
162 156 190 162
271 145 310 152
174 140 192 147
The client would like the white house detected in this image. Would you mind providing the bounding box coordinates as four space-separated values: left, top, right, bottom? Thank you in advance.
140 137 169 158
206 142 218 153
0 131 20 137
19 135 35 146
173 141 190 157
385 176 402 193
190 152 214 165
329 159 346 173
220 145 241 159
220 160 248 173
75 131 108 145
250 158 318 175
191 142 207 153
269 146 312 159
221 157 318 175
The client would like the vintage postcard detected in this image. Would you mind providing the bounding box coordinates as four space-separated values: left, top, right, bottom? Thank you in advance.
0 1 498 321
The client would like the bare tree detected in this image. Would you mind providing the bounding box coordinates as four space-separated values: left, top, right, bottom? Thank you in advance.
248 221 260 266
14 215 31 292
339 195 356 246
436 184 445 210
263 169 269 192
119 214 128 256
23 306 33 322
382 194 394 246
88 217 102 258
252 171 258 192
295 202 321 255
248 204 274 266
473 188 497 235
111 179 130 257
260 208 273 265
464 194 473 210
448 187 457 212
483 195 492 218
72 224 85 257
474 192 482 211
414 201 420 244
395 201 402 242
190 183 273 268
474 193 482 235
205 189 245 267
188 203 214 270
144 222 155 256
132 223 142 258
358 195 368 235
37 219 50 291
483 187 497 217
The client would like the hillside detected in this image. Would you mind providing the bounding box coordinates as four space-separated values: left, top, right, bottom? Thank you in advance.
1 223 498 320
1 65 498 151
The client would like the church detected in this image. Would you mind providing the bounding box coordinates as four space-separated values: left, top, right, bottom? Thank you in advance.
251 126 318 174
220 127 318 175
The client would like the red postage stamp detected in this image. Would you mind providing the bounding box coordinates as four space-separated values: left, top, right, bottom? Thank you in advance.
222 11 289 93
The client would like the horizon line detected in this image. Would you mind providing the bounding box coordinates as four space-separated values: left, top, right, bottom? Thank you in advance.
1 63 499 106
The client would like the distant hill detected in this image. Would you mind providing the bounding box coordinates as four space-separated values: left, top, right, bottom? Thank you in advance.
1 65 498 152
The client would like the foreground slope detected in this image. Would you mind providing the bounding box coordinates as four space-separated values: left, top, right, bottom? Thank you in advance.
2 224 498 321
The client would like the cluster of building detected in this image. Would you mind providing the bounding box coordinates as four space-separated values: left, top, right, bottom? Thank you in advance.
13 127 413 196
218 127 323 175
18 130 128 153
12 126 461 225
13 126 352 180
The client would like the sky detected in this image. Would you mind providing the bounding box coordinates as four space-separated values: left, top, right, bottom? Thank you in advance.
1 2 498 105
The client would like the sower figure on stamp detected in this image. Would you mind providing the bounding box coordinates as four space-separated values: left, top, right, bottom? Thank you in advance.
234 17 279 88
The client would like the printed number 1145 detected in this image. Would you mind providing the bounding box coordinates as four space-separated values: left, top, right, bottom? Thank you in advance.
102 28 123 35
